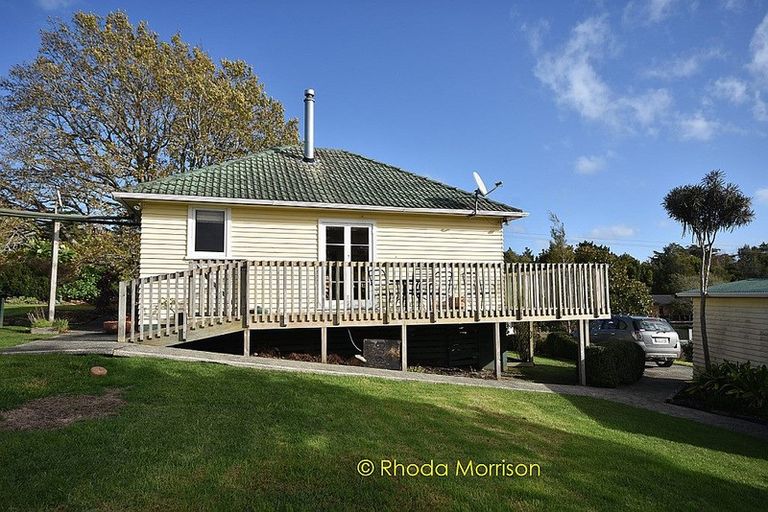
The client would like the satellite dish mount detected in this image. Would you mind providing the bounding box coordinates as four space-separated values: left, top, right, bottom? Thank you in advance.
471 171 502 216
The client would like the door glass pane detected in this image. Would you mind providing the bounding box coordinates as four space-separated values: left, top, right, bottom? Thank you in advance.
351 227 369 245
195 210 225 253
326 226 344 244
351 245 369 262
326 244 344 261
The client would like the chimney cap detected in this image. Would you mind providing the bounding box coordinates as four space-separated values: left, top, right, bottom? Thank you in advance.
304 88 315 98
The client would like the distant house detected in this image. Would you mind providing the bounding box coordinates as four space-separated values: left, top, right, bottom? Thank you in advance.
651 294 692 321
678 279 768 370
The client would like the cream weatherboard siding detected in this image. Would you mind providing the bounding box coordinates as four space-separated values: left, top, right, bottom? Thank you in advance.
691 296 768 369
139 201 505 278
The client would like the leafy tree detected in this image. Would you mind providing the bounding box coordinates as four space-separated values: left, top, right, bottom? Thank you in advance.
504 247 535 263
663 170 754 370
574 241 652 315
732 243 768 280
537 212 574 263
648 243 700 294
0 11 298 215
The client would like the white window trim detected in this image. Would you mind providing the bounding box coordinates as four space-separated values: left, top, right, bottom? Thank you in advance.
317 219 376 261
187 206 232 259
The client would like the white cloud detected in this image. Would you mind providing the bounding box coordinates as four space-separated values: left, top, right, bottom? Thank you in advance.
644 48 724 80
533 16 672 131
36 0 72 11
721 0 745 12
534 16 615 123
749 13 768 83
590 225 636 238
711 77 749 104
574 155 608 175
520 19 550 53
677 113 719 140
756 187 768 203
754 92 768 121
624 0 679 24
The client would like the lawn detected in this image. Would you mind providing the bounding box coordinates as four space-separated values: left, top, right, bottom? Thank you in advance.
506 353 578 384
0 326 53 349
0 354 766 511
1 302 95 322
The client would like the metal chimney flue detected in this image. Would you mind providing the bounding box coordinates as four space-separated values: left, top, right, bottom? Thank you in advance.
303 88 315 162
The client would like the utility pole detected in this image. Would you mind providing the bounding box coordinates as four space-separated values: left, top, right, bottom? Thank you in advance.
47 191 62 322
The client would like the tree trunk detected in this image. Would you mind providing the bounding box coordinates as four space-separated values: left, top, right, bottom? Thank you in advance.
700 291 710 370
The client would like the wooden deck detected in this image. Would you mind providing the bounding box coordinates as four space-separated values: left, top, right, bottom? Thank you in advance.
117 260 611 345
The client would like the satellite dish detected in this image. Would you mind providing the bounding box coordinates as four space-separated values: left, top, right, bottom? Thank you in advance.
473 171 488 196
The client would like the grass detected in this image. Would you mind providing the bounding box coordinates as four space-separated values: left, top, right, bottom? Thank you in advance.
0 325 54 349
1 354 767 511
506 352 578 384
1 302 94 320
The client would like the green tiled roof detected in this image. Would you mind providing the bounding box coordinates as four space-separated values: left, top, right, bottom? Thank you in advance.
678 279 768 297
123 146 523 215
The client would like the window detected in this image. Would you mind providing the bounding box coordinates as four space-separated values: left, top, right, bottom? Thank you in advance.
188 208 230 258
617 319 628 331
600 319 616 330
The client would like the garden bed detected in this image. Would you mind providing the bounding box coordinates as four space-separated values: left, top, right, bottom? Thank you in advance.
668 385 768 425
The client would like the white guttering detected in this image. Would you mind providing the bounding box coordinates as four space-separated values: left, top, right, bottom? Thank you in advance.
112 191 529 220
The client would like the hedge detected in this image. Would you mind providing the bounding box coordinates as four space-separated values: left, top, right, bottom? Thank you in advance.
585 345 620 387
586 340 645 388
541 331 578 360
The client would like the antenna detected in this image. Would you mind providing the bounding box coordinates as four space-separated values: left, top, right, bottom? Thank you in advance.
473 171 488 196
471 171 503 216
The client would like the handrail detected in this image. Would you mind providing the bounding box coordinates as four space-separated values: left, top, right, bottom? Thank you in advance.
117 261 611 342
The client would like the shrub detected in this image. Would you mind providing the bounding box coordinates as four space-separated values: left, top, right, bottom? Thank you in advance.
6 296 43 305
60 266 101 302
683 361 768 417
545 331 578 360
585 340 645 387
27 309 51 328
52 318 69 333
585 345 620 387
595 339 646 384
681 340 693 362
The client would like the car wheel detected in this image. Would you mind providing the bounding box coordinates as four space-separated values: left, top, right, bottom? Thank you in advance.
655 360 674 367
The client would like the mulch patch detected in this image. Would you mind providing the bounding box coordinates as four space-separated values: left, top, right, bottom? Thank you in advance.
0 388 125 431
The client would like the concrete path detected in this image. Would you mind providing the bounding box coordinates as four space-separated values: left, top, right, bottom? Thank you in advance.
3 333 767 441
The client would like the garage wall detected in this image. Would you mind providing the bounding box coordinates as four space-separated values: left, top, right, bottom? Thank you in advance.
691 296 768 369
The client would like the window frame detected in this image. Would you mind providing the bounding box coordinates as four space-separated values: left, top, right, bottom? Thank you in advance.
186 206 232 259
317 220 376 261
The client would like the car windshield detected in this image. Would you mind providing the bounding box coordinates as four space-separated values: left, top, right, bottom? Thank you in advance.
633 319 673 332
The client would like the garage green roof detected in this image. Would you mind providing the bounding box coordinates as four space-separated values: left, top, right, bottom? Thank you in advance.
115 146 524 217
677 279 768 298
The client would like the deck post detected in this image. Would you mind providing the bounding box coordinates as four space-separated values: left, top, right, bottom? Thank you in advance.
240 264 251 356
117 281 127 342
528 321 535 365
494 322 502 379
243 329 250 356
401 323 408 371
320 326 328 363
578 319 587 386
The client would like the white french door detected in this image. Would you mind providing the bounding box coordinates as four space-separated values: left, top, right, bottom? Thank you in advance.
320 223 373 306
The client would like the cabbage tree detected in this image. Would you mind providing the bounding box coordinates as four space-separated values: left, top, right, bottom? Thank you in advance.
663 171 754 370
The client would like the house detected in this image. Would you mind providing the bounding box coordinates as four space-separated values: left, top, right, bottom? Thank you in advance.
113 90 610 382
678 279 768 370
651 294 692 322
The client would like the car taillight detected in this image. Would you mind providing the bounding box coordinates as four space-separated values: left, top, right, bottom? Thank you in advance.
632 331 642 341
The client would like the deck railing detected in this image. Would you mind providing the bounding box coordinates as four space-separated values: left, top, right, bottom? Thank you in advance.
118 261 611 342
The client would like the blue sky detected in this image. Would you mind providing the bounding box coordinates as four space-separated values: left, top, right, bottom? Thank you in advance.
2 0 767 260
